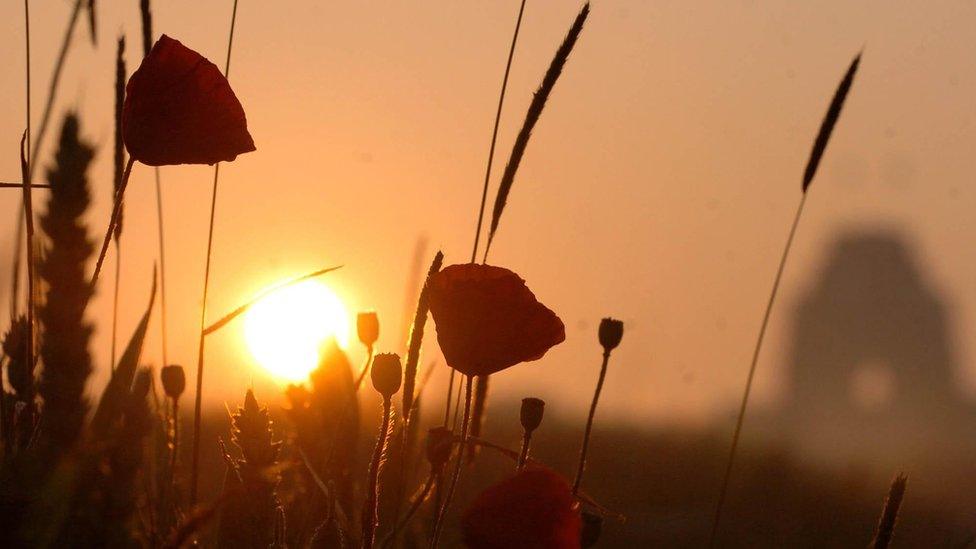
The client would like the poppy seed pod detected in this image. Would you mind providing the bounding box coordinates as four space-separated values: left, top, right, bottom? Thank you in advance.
160 364 186 399
520 397 545 433
426 426 455 471
598 318 624 353
357 311 379 348
370 353 402 398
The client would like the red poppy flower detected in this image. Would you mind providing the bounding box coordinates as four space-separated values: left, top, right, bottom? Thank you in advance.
428 264 564 377
462 466 582 549
122 35 255 166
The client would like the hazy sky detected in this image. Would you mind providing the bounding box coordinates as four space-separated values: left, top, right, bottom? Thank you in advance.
1 1 974 426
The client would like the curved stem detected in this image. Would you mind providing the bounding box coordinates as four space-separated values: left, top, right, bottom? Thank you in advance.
572 350 611 495
429 375 472 548
469 0 528 263
90 157 134 290
442 368 455 427
353 345 375 392
362 397 393 549
381 471 437 549
709 193 808 546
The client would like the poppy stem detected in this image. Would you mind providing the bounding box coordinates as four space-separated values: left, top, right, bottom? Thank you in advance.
442 368 455 427
362 396 393 549
110 240 121 370
469 0 527 263
709 192 808 546
430 374 472 548
353 344 375 392
154 167 169 369
572 349 611 496
89 156 135 291
516 430 532 471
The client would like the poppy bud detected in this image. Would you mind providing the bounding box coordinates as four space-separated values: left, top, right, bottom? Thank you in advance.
520 397 545 433
160 364 186 399
370 353 402 398
357 311 379 348
426 426 455 470
580 511 603 547
598 318 624 353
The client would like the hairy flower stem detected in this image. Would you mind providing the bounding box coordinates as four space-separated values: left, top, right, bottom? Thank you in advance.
430 375 472 548
709 193 808 546
362 396 393 549
190 0 240 505
89 157 134 290
572 349 611 495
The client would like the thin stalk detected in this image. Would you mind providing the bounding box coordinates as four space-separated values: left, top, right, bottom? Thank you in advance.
190 0 240 505
708 193 808 546
380 472 437 549
170 397 179 475
442 368 455 427
110 242 120 369
469 0 528 263
89 157 135 290
516 431 531 471
429 375 472 548
572 350 611 495
21 1 35 431
154 169 168 368
0 182 50 189
353 345 375 392
362 396 393 549
450 374 463 431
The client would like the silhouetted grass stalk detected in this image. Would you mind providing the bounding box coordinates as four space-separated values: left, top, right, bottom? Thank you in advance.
89 157 134 289
190 0 241 505
429 374 472 548
869 474 908 549
20 1 35 425
469 0 527 263
482 2 589 262
708 53 861 547
110 35 126 371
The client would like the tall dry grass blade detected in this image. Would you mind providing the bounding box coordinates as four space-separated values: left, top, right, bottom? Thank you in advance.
110 35 126 370
201 265 342 336
37 114 95 454
85 0 96 46
709 53 863 547
483 2 589 262
91 268 156 437
140 0 153 56
469 0 528 263
190 0 242 505
402 251 443 423
802 53 861 192
88 156 134 290
869 474 908 549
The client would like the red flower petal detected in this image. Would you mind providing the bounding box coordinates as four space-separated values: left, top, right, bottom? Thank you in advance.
428 264 565 377
462 466 582 549
122 35 255 166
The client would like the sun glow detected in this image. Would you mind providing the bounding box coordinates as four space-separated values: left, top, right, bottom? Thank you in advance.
244 279 350 382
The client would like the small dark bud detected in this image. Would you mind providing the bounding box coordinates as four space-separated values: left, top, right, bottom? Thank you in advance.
426 426 454 470
370 353 402 398
160 364 186 399
598 317 624 353
580 511 604 548
519 397 545 433
357 311 379 347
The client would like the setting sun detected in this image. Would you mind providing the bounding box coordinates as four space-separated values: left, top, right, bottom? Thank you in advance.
243 279 350 382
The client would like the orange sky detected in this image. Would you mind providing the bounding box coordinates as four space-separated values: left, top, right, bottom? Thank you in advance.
1 1 974 426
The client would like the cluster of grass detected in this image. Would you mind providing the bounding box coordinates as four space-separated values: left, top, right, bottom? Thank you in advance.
0 1 921 548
